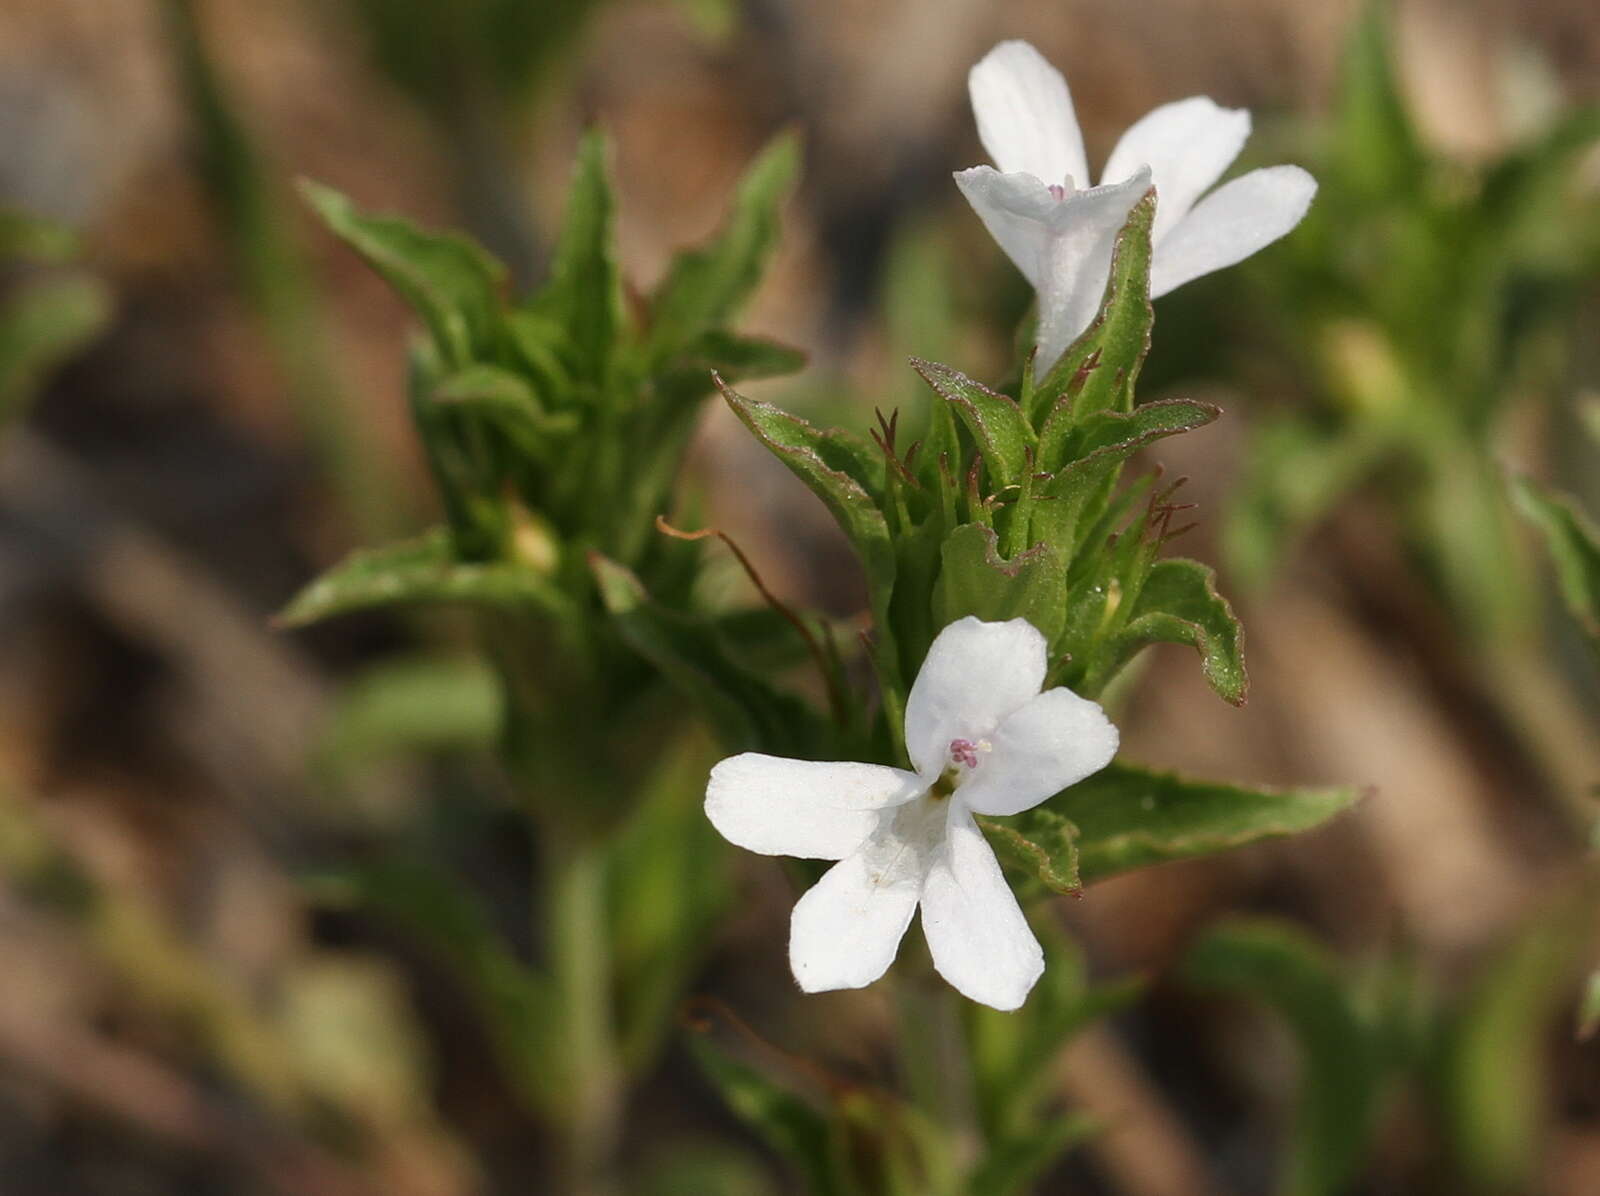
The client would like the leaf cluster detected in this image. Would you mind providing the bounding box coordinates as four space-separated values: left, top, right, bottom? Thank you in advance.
282 130 812 809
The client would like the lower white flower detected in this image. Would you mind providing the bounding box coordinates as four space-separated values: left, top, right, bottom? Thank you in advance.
705 616 1118 1011
955 39 1318 374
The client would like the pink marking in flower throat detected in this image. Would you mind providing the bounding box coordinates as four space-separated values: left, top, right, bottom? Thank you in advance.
949 739 980 769
1048 183 1068 200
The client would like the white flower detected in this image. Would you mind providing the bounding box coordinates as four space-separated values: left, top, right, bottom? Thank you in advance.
705 616 1118 1011
955 39 1318 374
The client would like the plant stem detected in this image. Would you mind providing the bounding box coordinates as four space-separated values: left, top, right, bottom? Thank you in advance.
893 948 979 1187
546 823 622 1196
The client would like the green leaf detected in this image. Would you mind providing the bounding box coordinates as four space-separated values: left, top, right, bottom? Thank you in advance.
1333 1 1423 199
648 131 801 361
276 528 574 627
1029 762 1363 884
968 920 1141 1141
505 309 575 396
934 523 1067 647
1029 189 1156 421
608 738 732 1074
1030 402 1217 556
307 854 559 1115
300 179 505 366
676 330 806 384
432 362 577 461
590 554 823 756
1037 397 1219 479
1509 474 1600 651
531 130 623 383
978 807 1080 898
1477 105 1600 247
315 654 502 782
653 332 807 424
718 380 896 640
912 357 1035 487
965 1115 1099 1196
0 274 113 424
1184 918 1384 1196
1108 557 1248 705
1436 888 1594 1193
686 1036 844 1196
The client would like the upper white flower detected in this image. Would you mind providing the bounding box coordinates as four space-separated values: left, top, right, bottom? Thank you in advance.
955 39 1318 374
705 616 1118 1011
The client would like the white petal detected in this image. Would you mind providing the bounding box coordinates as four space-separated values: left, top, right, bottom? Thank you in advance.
1032 170 1151 375
953 166 1055 286
903 617 1048 779
969 40 1088 185
1149 165 1317 299
1101 97 1251 242
706 754 923 860
789 851 919 993
920 807 1043 1010
954 687 1119 817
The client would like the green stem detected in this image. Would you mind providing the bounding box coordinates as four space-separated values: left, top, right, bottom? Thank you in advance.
546 824 622 1196
893 950 979 1190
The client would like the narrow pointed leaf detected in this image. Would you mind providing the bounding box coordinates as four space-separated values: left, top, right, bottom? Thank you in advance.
1108 557 1248 704
679 330 806 384
300 180 504 366
656 332 806 414
1037 397 1219 478
978 808 1080 897
1437 888 1595 1194
1031 402 1217 554
276 529 573 627
913 357 1034 488
648 131 801 360
1007 762 1363 883
1185 919 1384 1196
966 1115 1100 1196
967 921 1141 1140
719 380 895 626
686 1037 844 1196
1509 475 1600 651
1334 1 1423 198
530 130 623 383
432 363 577 457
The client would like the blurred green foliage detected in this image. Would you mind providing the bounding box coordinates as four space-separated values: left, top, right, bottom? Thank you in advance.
0 213 111 428
1189 886 1595 1196
1222 4 1600 643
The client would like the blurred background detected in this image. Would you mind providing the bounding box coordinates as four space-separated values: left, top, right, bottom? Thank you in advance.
1 0 1598 1192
